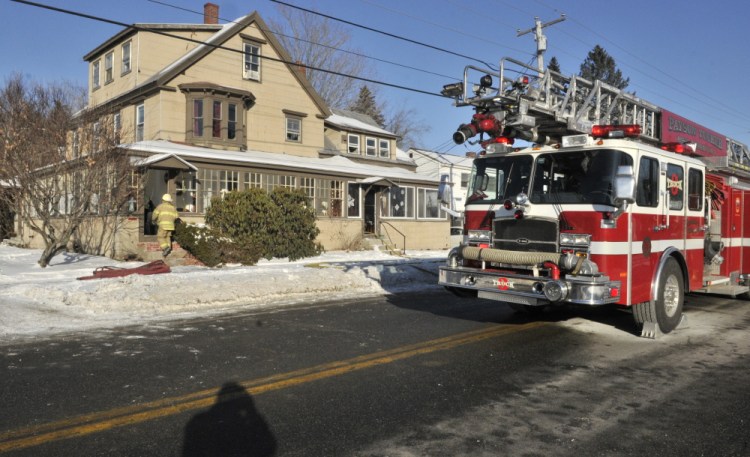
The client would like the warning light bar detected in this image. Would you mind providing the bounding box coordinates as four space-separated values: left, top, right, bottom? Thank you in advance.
660 142 695 154
591 124 642 139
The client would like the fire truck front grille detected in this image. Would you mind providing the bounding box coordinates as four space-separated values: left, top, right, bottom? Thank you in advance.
492 218 559 253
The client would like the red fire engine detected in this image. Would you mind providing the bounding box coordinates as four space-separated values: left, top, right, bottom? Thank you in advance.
438 56 750 338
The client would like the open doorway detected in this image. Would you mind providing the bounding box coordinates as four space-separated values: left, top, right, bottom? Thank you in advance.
364 190 376 235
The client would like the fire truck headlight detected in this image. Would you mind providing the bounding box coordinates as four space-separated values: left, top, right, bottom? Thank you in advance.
466 230 491 244
559 233 591 248
543 281 569 302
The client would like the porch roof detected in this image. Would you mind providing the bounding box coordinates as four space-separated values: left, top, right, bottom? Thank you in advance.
132 153 198 171
127 140 438 186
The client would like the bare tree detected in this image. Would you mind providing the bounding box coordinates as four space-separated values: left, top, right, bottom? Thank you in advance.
384 104 430 150
0 74 138 267
268 6 430 150
269 5 369 109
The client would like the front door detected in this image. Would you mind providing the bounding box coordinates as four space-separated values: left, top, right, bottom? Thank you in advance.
364 190 376 235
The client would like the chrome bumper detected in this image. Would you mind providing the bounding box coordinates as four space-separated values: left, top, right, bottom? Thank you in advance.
438 265 621 306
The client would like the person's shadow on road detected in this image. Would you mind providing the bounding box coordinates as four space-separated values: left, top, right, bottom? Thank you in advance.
182 382 277 457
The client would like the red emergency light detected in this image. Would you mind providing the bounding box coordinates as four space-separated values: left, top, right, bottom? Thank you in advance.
660 142 695 154
591 124 642 139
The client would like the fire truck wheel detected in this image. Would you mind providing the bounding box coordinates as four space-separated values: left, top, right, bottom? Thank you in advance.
444 286 478 299
633 258 684 334
653 257 684 333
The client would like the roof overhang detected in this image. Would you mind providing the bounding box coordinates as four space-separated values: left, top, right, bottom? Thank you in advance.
132 153 198 171
356 176 397 187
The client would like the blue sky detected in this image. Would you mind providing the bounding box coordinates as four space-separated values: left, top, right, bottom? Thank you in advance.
3 0 749 155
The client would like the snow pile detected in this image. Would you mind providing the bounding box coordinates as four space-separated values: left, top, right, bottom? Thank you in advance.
0 244 447 342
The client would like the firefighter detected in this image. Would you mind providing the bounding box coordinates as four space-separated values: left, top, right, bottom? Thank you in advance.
152 193 179 257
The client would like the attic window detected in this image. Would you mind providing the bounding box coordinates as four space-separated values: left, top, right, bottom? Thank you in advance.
286 116 301 142
243 42 261 81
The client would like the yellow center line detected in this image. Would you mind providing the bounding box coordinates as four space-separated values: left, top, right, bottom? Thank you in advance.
0 321 545 453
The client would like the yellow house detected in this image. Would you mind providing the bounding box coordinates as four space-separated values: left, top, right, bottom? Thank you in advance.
23 3 450 260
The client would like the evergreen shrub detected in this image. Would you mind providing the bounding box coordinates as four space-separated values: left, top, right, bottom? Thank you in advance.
177 188 322 266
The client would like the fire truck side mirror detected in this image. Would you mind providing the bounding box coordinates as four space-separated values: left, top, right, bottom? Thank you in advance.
614 165 636 205
478 174 489 191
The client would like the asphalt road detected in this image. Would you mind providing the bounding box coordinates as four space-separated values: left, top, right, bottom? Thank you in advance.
1 290 749 456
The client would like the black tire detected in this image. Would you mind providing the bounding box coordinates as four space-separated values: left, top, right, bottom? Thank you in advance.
444 286 478 299
634 257 684 334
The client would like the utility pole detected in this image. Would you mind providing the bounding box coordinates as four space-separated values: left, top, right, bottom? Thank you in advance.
517 14 566 75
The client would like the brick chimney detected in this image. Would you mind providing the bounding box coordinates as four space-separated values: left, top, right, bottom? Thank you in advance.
204 3 219 24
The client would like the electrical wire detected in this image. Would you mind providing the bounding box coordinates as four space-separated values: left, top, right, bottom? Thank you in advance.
270 0 497 70
147 0 461 82
11 0 447 100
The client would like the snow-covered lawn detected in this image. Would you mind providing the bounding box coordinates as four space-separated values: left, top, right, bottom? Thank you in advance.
0 244 448 343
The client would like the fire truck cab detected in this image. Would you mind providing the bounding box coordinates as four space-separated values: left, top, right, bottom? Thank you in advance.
438 57 750 337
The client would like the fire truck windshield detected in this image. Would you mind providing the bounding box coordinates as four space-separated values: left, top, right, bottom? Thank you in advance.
530 149 634 205
465 150 634 206
466 155 533 204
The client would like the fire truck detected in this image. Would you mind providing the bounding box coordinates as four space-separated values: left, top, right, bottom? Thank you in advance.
437 56 750 338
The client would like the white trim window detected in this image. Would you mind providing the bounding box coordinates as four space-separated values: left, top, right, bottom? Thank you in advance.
104 51 114 84
300 177 315 202
92 60 101 89
379 139 390 158
417 187 444 219
243 42 261 81
286 116 301 142
244 172 262 189
121 41 131 75
348 134 360 154
135 103 145 141
197 169 239 213
365 137 376 156
383 185 414 218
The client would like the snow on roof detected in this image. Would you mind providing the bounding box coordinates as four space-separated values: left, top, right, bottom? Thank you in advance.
132 153 198 170
326 113 395 137
129 140 438 185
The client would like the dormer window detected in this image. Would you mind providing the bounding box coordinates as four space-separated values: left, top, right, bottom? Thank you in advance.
348 134 359 154
365 137 376 156
379 139 390 158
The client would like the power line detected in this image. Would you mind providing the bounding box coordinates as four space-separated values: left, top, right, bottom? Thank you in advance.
11 0 446 100
147 0 460 82
270 0 497 70
360 0 531 57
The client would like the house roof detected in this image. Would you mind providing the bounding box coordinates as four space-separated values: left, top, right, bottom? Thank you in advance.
83 13 331 117
128 140 438 185
326 108 397 138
